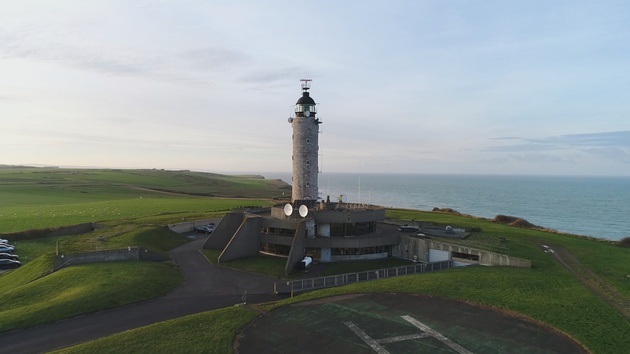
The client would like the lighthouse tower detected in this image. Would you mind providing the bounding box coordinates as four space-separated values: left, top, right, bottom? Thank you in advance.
289 79 321 203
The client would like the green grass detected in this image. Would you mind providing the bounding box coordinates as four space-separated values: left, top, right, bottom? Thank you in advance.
1 198 270 234
51 306 259 354
6 235 72 265
58 265 630 354
56 225 189 256
0 261 182 332
202 249 288 278
0 253 56 292
0 167 287 233
0 168 290 204
201 248 221 264
1 169 628 353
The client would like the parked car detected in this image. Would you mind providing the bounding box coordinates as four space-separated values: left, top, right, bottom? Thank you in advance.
0 238 8 244
0 259 21 269
0 245 15 253
194 224 215 234
0 253 19 261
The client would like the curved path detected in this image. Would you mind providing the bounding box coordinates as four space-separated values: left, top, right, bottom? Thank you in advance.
0 237 281 354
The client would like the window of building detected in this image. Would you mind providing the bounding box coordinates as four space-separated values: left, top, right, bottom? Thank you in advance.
260 243 291 256
332 246 389 256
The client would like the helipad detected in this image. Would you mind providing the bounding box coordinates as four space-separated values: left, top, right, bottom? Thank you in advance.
235 293 587 354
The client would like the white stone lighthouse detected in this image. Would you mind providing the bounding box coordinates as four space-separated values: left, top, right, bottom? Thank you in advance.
289 79 321 203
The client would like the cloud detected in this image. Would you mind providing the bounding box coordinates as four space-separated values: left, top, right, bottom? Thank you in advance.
487 131 630 152
482 131 630 171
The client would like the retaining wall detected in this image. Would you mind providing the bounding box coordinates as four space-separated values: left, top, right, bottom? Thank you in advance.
397 236 531 268
53 247 168 271
1 223 94 241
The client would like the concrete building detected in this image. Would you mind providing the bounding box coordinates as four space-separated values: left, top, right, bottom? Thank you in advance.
201 80 530 275
203 80 400 274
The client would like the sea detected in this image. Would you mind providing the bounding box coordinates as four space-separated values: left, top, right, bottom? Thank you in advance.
262 172 630 241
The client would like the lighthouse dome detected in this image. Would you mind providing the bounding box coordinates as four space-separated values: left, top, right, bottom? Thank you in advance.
296 92 315 105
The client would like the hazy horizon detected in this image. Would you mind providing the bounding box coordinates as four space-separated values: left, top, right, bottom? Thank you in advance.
4 164 630 179
2 1 629 176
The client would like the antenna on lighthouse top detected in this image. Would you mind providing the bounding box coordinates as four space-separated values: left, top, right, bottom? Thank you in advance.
300 79 312 91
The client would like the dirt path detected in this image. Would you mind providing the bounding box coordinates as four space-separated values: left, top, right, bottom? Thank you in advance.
533 240 630 320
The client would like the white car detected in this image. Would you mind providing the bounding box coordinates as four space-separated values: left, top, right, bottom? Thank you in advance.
0 239 8 244
0 245 15 253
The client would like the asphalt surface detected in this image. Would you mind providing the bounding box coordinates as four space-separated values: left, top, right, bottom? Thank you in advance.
0 236 281 354
237 293 589 354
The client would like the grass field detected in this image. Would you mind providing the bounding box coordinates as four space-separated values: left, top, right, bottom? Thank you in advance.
1 167 628 353
0 167 287 333
52 306 260 354
0 167 287 233
0 260 182 332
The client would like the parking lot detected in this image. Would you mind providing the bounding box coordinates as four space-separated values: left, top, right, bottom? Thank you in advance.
0 238 21 272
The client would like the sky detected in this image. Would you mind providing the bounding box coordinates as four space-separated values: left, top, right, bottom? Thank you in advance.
1 0 630 176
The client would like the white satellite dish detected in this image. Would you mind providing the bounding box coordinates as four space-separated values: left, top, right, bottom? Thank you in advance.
305 111 310 117
283 203 293 216
298 204 308 218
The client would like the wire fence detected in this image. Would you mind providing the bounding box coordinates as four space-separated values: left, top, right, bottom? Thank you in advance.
275 260 453 296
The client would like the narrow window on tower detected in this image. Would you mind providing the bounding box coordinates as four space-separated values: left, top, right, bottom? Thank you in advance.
306 139 310 143
306 160 310 165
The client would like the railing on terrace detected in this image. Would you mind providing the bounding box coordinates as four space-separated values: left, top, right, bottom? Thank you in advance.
274 260 453 296
335 202 381 210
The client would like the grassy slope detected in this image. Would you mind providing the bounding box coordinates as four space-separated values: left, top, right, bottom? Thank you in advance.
0 168 277 333
57 225 189 256
67 209 629 354
388 209 630 299
53 265 629 354
0 168 288 233
0 225 190 332
0 261 182 332
52 306 260 354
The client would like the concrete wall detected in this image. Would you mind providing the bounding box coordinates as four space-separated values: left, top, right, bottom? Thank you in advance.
168 219 216 234
398 236 531 268
2 223 94 241
54 247 140 271
203 213 244 249
305 233 400 249
218 215 262 262
392 235 430 261
331 252 389 262
285 220 307 275
314 208 386 224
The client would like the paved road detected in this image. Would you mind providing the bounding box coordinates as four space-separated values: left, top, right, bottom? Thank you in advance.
0 237 281 354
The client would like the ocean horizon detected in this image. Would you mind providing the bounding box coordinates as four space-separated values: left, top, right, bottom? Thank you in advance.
262 172 630 242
